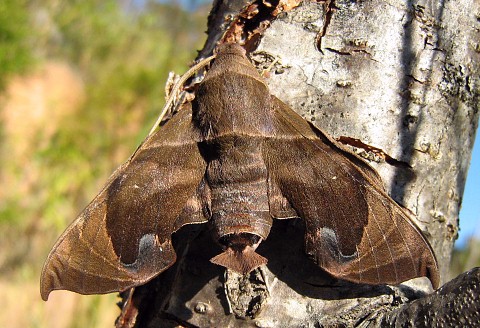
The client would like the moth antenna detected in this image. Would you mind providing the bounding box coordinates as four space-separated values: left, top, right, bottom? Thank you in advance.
148 54 215 136
210 246 267 275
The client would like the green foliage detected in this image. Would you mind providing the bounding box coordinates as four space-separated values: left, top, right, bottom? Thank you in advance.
450 238 480 280
0 0 206 274
1 0 207 325
38 0 205 230
0 0 207 327
0 0 32 87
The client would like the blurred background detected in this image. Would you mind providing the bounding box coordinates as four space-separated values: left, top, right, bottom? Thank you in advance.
0 0 478 327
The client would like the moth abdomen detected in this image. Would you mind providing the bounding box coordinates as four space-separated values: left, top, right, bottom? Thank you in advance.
210 232 267 275
218 232 262 250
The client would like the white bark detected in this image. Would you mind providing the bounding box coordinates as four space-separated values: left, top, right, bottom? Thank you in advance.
255 0 479 284
121 1 479 327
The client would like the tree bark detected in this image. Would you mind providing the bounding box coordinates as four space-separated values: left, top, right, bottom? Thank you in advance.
118 1 480 327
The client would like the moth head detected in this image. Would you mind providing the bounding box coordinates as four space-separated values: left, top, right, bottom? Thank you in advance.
214 42 246 58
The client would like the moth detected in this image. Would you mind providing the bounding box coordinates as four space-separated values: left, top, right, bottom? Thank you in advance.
40 43 439 301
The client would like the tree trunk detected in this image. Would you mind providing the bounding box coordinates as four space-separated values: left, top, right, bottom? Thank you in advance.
117 1 479 327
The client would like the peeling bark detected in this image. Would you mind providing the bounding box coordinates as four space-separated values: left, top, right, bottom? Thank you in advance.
118 0 479 327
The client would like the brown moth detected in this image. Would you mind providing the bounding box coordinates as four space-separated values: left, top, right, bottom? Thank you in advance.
40 43 439 301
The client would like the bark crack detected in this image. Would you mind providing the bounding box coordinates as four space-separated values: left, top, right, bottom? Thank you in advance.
338 136 412 169
325 47 373 56
315 0 338 52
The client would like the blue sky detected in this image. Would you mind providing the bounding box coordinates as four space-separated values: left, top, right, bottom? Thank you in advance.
131 0 208 11
457 128 480 248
